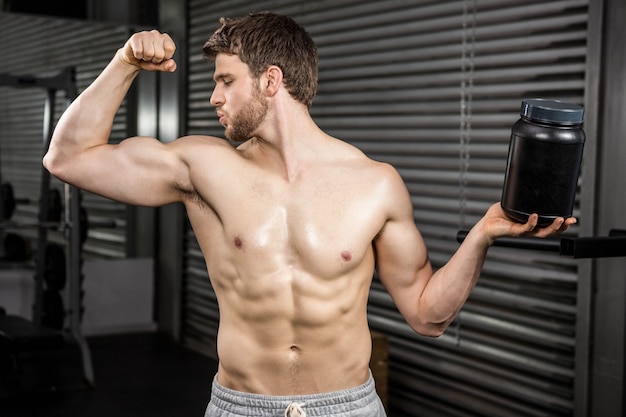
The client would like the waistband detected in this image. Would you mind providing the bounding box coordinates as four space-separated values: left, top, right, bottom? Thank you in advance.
210 372 378 416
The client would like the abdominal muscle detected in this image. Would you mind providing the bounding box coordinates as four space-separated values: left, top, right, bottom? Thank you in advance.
185 159 385 396
212 257 375 396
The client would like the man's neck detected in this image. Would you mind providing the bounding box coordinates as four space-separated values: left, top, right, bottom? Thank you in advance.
247 106 327 181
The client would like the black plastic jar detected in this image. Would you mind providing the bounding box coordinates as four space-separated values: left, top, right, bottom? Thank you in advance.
501 98 585 227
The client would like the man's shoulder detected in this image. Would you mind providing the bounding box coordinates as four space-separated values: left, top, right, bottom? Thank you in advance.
342 148 400 180
326 137 390 167
326 149 405 202
174 134 234 148
171 134 241 159
342 149 408 199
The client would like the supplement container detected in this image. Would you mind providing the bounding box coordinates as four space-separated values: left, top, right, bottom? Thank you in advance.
501 98 585 226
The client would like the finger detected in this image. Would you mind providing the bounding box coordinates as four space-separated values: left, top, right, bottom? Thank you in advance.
521 213 538 233
549 217 566 234
122 32 153 65
145 32 176 70
565 217 577 227
153 58 177 72
141 40 156 63
532 217 565 237
558 217 577 233
145 31 175 60
162 33 176 60
147 30 167 64
163 58 177 72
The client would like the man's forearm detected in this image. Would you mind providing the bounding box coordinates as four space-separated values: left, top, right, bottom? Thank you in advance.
45 30 176 170
415 201 571 334
418 225 491 333
55 51 140 149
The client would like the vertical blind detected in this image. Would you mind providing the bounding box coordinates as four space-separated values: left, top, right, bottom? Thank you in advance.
183 1 588 416
0 13 132 259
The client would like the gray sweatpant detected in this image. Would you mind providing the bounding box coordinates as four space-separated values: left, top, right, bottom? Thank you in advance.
204 372 387 416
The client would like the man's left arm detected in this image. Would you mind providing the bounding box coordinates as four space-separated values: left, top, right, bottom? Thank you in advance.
374 171 575 337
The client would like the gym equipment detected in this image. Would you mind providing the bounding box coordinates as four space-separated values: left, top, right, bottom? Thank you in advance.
48 188 62 222
0 314 66 397
79 206 88 246
0 201 113 232
456 229 626 258
0 221 65 230
0 183 30 221
2 233 31 262
44 243 66 291
0 314 65 353
41 289 65 330
0 67 95 389
0 182 61 223
0 183 62 227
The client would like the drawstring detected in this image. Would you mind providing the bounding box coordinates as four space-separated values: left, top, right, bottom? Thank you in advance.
284 402 306 417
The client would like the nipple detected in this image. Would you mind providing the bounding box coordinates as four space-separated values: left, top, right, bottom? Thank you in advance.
234 236 243 249
341 251 352 262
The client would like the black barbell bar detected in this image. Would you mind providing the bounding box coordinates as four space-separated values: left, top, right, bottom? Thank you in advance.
0 182 62 222
456 229 626 259
0 219 116 231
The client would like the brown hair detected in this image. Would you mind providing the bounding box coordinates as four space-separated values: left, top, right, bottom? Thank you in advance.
203 11 318 108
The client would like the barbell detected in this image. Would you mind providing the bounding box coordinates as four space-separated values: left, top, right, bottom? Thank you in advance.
1 182 28 221
0 182 61 222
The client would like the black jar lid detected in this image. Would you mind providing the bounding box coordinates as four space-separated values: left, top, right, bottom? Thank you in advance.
521 98 584 125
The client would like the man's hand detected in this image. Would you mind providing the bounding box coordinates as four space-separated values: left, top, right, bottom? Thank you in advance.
480 202 577 245
118 30 177 73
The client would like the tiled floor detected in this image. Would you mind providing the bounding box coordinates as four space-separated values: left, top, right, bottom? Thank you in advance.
0 332 218 417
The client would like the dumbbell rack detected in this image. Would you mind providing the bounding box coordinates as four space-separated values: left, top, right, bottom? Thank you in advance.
0 68 94 387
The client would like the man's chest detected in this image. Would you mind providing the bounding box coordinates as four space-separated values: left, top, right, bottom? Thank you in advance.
227 191 378 259
200 174 386 273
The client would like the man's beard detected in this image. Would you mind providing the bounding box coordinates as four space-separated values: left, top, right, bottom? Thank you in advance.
225 87 268 142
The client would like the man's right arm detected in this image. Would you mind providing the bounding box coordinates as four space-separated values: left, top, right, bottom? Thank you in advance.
43 31 186 206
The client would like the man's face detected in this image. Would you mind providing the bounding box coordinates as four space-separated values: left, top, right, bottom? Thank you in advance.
211 54 268 142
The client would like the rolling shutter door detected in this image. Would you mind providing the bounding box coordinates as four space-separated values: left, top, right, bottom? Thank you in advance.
0 14 132 259
184 1 588 416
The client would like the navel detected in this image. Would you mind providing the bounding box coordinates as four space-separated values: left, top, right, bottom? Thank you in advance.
341 251 352 262
234 236 243 249
288 345 302 377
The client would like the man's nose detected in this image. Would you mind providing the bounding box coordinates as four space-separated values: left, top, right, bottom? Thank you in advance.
210 87 223 107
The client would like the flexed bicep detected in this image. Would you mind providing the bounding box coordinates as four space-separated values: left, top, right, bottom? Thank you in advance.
44 30 183 206
48 136 191 207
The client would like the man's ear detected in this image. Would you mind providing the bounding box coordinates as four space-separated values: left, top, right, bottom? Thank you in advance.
264 65 283 97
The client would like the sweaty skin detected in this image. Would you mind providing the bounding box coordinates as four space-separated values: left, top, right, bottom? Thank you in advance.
43 31 575 396
196 137 390 394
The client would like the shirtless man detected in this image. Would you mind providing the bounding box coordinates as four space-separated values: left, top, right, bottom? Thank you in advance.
43 11 575 417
